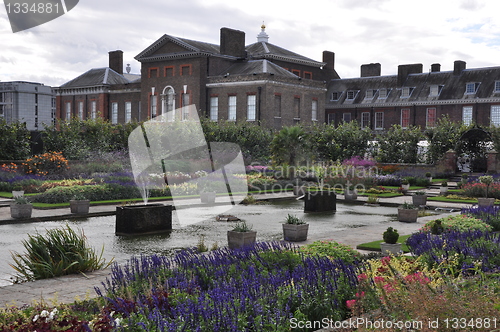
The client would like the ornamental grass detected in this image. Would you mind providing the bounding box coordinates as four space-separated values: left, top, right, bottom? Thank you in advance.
10 225 112 283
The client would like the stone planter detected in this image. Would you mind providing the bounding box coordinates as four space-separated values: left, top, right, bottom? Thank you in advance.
70 200 90 214
380 242 402 255
398 208 418 223
344 190 358 201
12 191 24 198
440 187 448 195
200 191 216 204
401 184 410 191
478 197 495 207
412 194 427 206
282 223 309 242
304 190 336 212
116 204 173 235
227 230 257 249
10 203 32 219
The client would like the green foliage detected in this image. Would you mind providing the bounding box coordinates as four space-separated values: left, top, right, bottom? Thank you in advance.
31 184 140 204
42 118 139 160
309 121 372 162
284 214 306 225
424 115 469 164
10 225 112 282
270 126 308 166
231 220 253 232
383 227 399 244
375 124 424 163
0 119 31 160
201 119 273 164
299 240 361 264
421 214 492 233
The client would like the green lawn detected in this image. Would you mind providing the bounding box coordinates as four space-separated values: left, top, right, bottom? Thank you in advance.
356 234 412 253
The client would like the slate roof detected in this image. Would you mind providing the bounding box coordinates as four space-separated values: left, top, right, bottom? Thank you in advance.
246 41 325 68
222 59 299 78
60 68 135 88
327 66 500 108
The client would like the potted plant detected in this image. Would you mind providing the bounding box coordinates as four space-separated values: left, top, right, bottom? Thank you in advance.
282 214 309 242
380 227 402 255
439 181 448 195
425 172 432 183
198 177 217 204
70 193 90 214
344 185 358 201
227 221 257 249
412 191 427 206
398 201 418 222
401 179 410 191
10 195 33 219
478 175 495 207
12 184 24 198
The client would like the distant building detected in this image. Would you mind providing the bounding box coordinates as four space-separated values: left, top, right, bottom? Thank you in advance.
55 50 141 124
0 81 55 130
326 61 500 130
135 25 339 128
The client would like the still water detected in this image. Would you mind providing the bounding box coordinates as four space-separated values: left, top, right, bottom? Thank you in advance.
0 200 397 286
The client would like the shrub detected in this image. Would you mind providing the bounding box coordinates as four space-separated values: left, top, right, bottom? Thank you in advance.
462 205 500 231
299 240 361 264
462 181 500 199
420 214 491 233
22 151 69 176
10 225 112 282
0 119 31 160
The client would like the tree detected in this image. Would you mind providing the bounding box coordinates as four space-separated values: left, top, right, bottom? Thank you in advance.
424 115 470 164
0 119 31 160
270 126 308 166
375 125 424 163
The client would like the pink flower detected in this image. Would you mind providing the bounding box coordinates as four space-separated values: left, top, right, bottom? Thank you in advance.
346 299 357 309
374 276 385 283
357 273 368 282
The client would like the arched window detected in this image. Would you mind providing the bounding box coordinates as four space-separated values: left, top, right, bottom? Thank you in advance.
161 86 175 121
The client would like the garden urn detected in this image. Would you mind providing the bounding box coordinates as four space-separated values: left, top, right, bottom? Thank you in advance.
412 193 427 206
477 197 495 207
10 203 32 219
200 191 216 204
380 242 402 255
397 208 418 223
227 230 257 249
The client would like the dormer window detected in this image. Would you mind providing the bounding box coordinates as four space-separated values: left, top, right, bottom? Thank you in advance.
365 89 376 99
494 81 500 93
430 85 444 97
330 91 341 101
346 90 359 100
465 82 480 94
378 88 390 99
401 87 415 98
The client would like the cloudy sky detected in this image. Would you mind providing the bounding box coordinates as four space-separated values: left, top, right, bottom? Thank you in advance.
1 0 499 87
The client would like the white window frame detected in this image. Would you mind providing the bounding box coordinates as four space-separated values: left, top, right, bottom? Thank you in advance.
125 101 132 123
466 82 480 95
426 107 437 128
311 99 318 121
247 95 256 121
228 95 237 121
401 87 414 98
361 112 370 128
462 106 473 126
330 92 340 101
78 101 84 120
327 113 335 124
365 89 375 99
378 88 389 99
491 105 500 126
111 102 118 124
210 96 218 121
401 108 410 128
65 102 71 120
430 85 443 97
346 90 358 100
375 112 384 130
495 81 500 93
91 101 97 119
150 95 157 119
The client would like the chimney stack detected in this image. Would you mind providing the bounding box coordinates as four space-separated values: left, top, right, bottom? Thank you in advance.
220 28 246 58
397 63 423 86
431 63 441 72
109 50 123 75
454 60 466 76
361 63 381 77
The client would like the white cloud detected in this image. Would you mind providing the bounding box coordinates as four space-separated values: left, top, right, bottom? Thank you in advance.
0 0 499 86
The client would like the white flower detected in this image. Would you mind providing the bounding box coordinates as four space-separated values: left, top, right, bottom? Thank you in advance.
33 314 39 322
40 310 49 318
115 317 123 327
